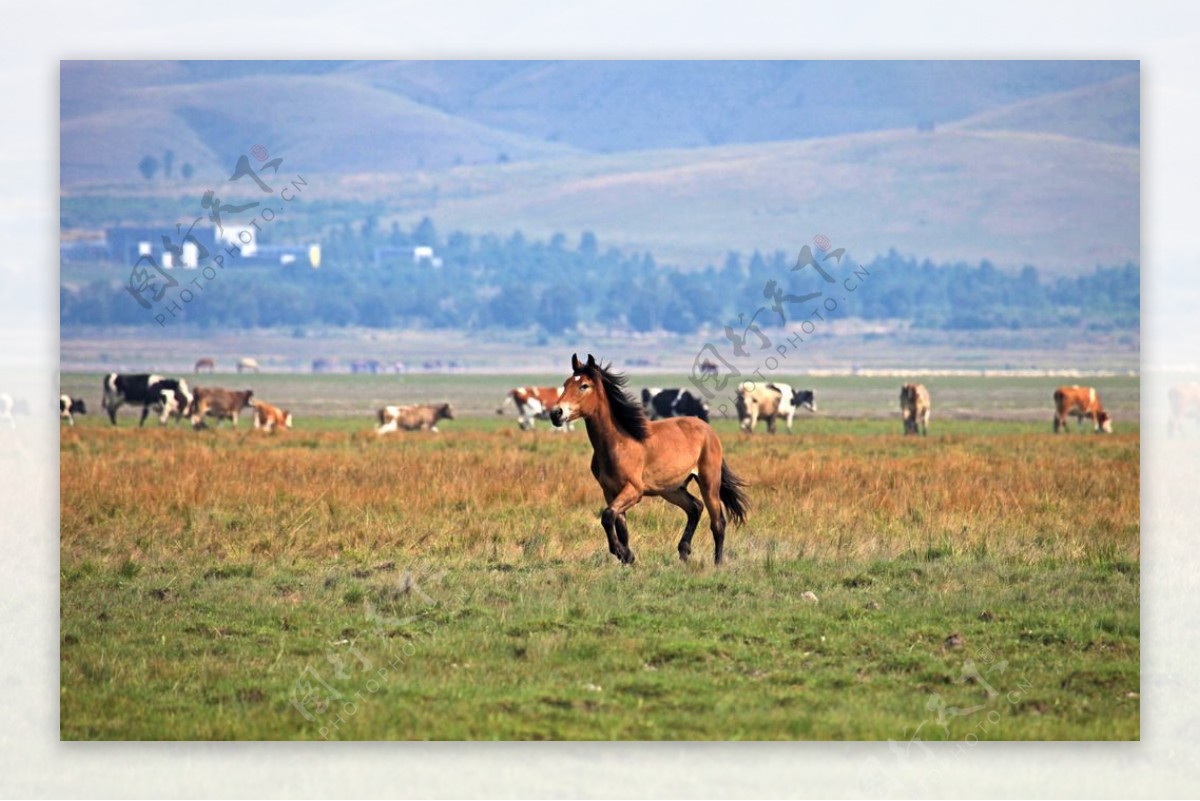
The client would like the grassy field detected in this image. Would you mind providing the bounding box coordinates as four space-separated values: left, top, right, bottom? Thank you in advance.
59 374 1139 739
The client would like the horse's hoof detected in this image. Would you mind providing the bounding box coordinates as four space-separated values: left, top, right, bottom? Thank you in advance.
678 547 691 562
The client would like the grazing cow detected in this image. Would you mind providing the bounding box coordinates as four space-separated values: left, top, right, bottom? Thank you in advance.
194 357 215 374
102 373 193 426
499 386 574 431
699 359 719 377
237 357 260 374
900 383 931 436
1169 383 1200 437
189 387 255 428
60 395 87 425
350 359 384 375
1053 385 1112 433
376 402 454 434
640 387 711 422
252 400 293 433
735 381 816 433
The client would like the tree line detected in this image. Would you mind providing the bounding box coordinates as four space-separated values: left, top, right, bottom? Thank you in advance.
60 216 1140 333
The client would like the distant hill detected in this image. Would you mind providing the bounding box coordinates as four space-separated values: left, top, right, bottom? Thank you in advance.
342 60 1137 152
60 67 580 185
320 125 1137 274
61 59 1137 184
951 73 1139 146
59 60 1139 275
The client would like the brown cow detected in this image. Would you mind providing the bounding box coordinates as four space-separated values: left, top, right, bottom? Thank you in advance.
735 381 814 434
252 400 293 433
1168 383 1200 437
900 383 931 436
376 402 454 435
1053 385 1112 433
189 387 254 429
498 386 573 431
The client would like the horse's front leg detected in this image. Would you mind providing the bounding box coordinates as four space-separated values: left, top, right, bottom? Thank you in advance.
614 512 632 556
599 486 622 559
603 485 643 565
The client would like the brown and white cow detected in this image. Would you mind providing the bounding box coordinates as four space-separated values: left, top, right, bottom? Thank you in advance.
900 383 932 436
735 381 815 434
189 387 255 429
1053 385 1112 433
377 402 454 435
1168 383 1200 437
499 386 573 431
252 400 293 433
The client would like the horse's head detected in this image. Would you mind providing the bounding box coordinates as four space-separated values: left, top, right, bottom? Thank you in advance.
550 353 601 427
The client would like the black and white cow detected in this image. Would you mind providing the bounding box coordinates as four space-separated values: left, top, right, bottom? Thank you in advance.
101 373 193 426
60 395 88 425
790 388 817 414
640 387 711 422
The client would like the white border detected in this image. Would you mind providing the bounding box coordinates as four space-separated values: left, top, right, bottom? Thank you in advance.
7 1 1194 797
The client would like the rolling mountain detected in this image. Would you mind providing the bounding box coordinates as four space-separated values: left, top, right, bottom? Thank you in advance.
951 73 1139 146
59 60 1139 275
341 60 1137 151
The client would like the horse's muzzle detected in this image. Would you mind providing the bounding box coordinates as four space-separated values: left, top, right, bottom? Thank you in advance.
549 408 564 427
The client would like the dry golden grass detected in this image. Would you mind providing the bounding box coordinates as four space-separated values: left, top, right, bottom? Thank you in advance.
61 421 1138 568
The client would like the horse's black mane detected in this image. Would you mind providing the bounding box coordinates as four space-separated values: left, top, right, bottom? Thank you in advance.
587 362 649 441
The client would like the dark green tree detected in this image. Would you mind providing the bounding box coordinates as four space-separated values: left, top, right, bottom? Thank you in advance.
535 285 578 333
137 155 159 181
579 230 598 257
413 216 438 248
488 285 536 329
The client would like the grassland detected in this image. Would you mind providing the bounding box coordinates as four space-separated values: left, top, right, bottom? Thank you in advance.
59 373 1139 740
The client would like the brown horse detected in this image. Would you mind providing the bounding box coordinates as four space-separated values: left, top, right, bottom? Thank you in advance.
550 353 748 565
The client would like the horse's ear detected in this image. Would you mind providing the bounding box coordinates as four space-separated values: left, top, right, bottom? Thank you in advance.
571 353 582 371
586 354 597 369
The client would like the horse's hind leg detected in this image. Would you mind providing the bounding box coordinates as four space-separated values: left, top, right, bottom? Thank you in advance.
662 486 703 561
695 473 727 565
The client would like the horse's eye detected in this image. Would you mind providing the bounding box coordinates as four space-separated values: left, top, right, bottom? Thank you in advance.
580 383 590 391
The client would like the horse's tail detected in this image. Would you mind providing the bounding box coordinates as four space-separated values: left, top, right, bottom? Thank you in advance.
719 460 749 526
